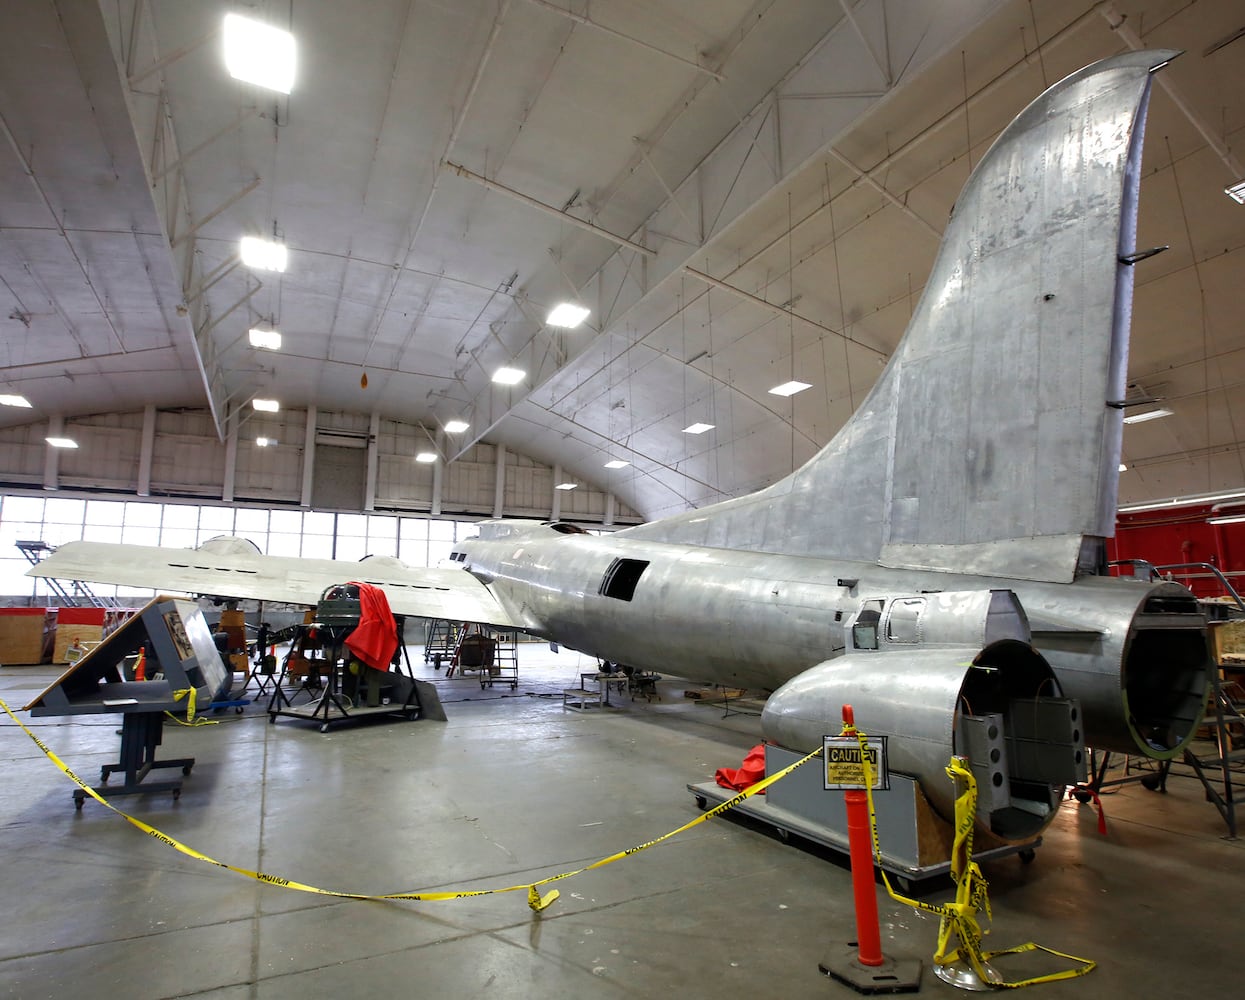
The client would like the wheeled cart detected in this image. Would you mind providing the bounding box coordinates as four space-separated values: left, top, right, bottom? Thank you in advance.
689 745 1037 892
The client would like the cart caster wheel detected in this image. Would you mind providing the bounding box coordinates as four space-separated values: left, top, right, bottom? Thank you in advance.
1073 788 1092 803
1019 848 1036 865
320 724 330 733
1141 774 1163 792
236 706 244 714
510 684 517 690
74 795 85 811
100 770 109 784
172 789 181 801
406 710 418 721
182 765 193 776
268 714 277 724
695 795 707 811
776 828 790 843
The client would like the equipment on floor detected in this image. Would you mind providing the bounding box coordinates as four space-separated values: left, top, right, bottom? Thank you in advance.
23 595 232 807
267 582 445 731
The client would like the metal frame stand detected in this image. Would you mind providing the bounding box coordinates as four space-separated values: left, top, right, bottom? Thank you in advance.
75 710 194 809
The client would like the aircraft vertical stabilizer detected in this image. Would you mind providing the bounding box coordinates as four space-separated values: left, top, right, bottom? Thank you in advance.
622 51 1176 584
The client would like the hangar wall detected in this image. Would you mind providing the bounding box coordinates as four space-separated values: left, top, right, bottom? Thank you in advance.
0 406 640 526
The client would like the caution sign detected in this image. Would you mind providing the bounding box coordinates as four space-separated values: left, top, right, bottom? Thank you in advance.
823 734 889 790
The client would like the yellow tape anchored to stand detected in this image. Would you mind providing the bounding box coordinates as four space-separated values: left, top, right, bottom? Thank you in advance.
1 698 817 912
847 723 1096 988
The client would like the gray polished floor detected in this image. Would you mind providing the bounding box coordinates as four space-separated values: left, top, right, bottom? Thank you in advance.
2 644 1242 999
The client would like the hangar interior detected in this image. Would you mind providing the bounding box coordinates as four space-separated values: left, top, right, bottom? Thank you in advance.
2 1 1244 997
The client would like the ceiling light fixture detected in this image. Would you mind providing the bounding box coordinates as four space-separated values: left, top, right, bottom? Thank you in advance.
1209 514 1245 525
769 380 812 397
239 236 288 273
546 303 590 328
248 327 282 350
604 460 629 469
444 420 470 434
683 422 714 434
46 437 78 449
223 13 296 94
1121 407 1173 425
256 437 277 447
1226 180 1245 205
0 394 31 407
555 482 578 491
415 452 437 464
1119 463 1128 472
492 367 525 385
252 398 280 412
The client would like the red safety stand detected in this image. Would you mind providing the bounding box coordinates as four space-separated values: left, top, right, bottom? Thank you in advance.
819 705 923 994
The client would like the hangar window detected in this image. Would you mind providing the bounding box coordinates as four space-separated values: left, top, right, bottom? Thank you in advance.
885 598 925 644
599 558 649 602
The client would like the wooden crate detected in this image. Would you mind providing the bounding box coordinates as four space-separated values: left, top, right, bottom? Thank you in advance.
1209 620 1245 663
0 608 49 665
53 623 104 664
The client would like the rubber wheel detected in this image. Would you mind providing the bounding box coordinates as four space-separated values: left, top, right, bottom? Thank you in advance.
1141 774 1163 792
182 765 193 776
1073 789 1092 803
1019 848 1036 864
74 795 84 811
776 828 790 843
695 795 707 811
320 724 330 733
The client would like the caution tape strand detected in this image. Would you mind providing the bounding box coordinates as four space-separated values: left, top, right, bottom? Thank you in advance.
1 697 816 912
845 722 1096 988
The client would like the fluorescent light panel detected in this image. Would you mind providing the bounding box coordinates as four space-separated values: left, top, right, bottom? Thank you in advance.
546 303 590 328
249 328 282 350
1119 463 1127 472
492 367 525 385
769 380 812 397
1226 180 1245 205
1209 514 1245 525
1119 490 1245 514
239 236 288 273
0 394 31 407
555 482 577 491
415 452 437 464
1121 407 1172 425
223 14 296 94
444 420 470 433
256 437 277 447
46 437 77 449
683 422 714 434
604 460 629 469
252 398 279 412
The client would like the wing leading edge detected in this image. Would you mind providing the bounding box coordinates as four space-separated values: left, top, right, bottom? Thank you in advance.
26 540 518 627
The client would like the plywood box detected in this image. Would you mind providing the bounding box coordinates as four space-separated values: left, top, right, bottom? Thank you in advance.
53 623 104 664
0 608 49 665
1209 620 1245 662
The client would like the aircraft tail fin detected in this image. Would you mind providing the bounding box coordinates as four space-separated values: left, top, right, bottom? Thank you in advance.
624 51 1176 584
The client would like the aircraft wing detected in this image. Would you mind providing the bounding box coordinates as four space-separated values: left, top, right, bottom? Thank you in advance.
25 540 518 627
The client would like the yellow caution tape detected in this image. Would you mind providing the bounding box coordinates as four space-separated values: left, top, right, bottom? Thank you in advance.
1 697 817 912
845 722 1096 988
165 687 219 727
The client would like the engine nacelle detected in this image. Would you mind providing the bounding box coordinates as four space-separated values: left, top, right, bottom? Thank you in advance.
763 589 1087 841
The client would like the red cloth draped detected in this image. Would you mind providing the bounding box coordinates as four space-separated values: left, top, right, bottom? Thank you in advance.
343 582 397 671
714 743 767 792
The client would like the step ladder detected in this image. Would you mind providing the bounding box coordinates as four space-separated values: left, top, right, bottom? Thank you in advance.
423 619 462 667
17 540 119 608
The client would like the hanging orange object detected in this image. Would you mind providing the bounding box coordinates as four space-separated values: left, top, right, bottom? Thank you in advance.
360 371 369 389
133 647 147 681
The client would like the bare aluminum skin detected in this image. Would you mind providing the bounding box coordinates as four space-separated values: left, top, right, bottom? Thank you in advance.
26 53 1210 835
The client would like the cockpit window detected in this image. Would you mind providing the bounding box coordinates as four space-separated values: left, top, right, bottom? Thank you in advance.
852 601 884 650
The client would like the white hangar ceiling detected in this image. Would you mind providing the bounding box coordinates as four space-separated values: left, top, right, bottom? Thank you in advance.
0 0 1242 521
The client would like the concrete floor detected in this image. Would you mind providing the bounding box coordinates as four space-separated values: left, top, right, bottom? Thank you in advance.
1 643 1242 999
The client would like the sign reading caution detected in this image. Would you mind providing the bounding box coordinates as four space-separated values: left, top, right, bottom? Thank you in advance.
823 734 889 790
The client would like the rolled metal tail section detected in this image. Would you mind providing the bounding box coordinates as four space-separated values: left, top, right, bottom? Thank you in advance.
762 640 1085 841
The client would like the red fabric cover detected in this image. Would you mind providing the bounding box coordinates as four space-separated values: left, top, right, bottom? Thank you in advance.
714 743 768 792
344 582 397 672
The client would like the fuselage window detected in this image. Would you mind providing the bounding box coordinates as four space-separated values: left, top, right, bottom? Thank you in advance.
885 598 925 644
851 601 885 650
599 558 649 602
